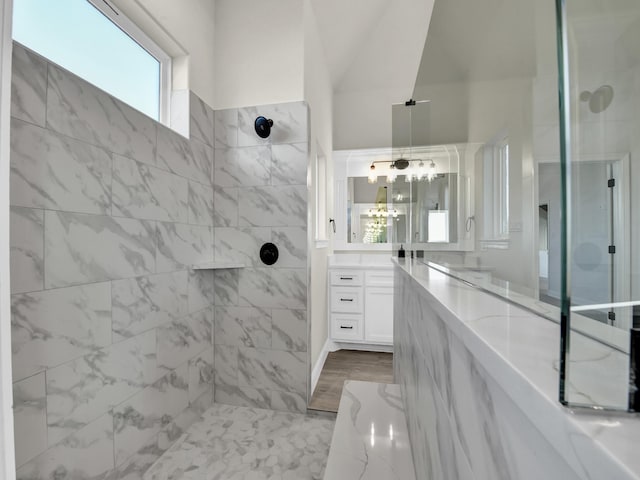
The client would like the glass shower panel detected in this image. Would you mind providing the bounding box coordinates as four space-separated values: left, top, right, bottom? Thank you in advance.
558 0 640 410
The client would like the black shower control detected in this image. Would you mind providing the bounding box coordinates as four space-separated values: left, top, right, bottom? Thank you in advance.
259 242 279 265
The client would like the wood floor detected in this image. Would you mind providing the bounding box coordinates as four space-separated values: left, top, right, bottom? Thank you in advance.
308 350 394 413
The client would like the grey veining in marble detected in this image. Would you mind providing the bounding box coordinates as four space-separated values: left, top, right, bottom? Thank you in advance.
239 185 307 227
10 206 44 294
113 365 189 465
188 269 214 314
11 44 47 126
212 185 238 227
188 348 214 403
156 222 213 272
189 92 214 147
238 347 306 395
272 309 307 352
46 64 156 166
16 413 114 480
11 118 112 214
112 271 188 341
215 383 272 410
239 268 307 309
143 403 334 480
213 269 239 306
214 145 272 187
13 372 47 467
45 211 156 288
214 226 270 266
215 306 272 348
46 330 162 445
112 154 188 223
11 282 112 381
156 124 213 186
271 226 307 267
187 181 214 226
324 381 417 480
214 108 238 147
157 308 213 369
214 345 238 388
271 143 308 186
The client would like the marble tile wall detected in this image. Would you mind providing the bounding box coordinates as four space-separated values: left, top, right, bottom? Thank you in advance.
212 102 309 414
10 43 215 479
393 267 584 480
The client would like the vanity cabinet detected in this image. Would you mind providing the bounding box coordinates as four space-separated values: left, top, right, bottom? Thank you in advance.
329 267 394 345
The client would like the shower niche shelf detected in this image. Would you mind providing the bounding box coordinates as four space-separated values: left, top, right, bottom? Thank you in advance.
191 262 245 270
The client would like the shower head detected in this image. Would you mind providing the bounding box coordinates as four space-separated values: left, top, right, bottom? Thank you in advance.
580 85 614 114
255 116 274 138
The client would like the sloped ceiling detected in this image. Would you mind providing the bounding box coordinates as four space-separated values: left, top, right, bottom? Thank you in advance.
311 0 434 94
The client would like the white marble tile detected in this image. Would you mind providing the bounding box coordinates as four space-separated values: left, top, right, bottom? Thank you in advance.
11 282 111 381
188 347 214 403
215 306 271 348
238 347 306 395
46 330 162 445
214 145 271 187
270 390 307 414
10 207 44 294
16 413 114 480
114 431 165 480
238 185 307 227
156 222 213 272
112 154 188 223
113 365 189 465
46 64 156 166
13 372 47 467
214 227 270 266
213 185 238 227
324 381 416 480
187 181 214 226
156 124 213 186
238 102 308 146
214 345 238 388
11 44 47 126
189 92 214 147
239 268 307 309
45 211 156 288
271 143 308 186
11 118 112 214
271 226 307 267
157 308 213 370
112 271 188 341
271 309 307 352
188 269 214 314
214 383 272 410
213 268 239 306
214 108 238 148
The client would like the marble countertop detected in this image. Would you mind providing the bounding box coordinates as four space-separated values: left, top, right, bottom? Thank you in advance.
323 381 416 480
394 258 640 480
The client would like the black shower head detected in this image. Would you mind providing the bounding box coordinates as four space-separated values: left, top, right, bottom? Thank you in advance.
255 116 274 138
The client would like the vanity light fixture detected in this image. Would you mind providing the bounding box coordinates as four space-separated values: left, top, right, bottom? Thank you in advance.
368 164 378 184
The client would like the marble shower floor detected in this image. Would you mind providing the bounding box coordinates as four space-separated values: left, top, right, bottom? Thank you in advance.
143 403 336 480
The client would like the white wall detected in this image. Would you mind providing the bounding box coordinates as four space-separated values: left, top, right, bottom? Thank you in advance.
113 0 216 108
304 0 333 370
0 0 14 477
214 0 304 109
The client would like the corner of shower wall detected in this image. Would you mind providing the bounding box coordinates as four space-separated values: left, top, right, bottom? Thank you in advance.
10 41 216 479
210 100 311 414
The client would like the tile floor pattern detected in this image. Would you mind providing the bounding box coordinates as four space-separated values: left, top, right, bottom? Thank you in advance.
144 403 335 480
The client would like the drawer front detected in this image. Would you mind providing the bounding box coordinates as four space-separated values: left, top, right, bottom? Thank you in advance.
331 314 364 341
365 270 394 287
330 270 364 286
330 286 364 313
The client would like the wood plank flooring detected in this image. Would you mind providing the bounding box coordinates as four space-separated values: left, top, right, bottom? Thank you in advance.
308 350 393 413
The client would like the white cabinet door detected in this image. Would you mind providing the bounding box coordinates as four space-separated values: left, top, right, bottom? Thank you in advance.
364 286 394 344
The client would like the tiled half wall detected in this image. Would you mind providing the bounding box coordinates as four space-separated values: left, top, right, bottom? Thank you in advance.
9 42 309 480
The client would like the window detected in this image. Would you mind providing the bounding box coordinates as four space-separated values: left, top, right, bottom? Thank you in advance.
13 0 171 122
481 135 510 246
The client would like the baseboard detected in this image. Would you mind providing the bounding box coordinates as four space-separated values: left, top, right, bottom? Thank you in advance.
311 338 334 396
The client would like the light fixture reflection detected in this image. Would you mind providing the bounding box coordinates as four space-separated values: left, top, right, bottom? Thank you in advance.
368 164 377 184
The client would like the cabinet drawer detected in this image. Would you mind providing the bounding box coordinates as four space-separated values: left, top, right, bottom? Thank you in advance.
330 286 364 313
330 270 364 286
365 270 394 287
331 314 364 341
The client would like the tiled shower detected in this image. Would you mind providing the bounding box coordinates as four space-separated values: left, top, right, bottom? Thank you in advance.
9 42 310 479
